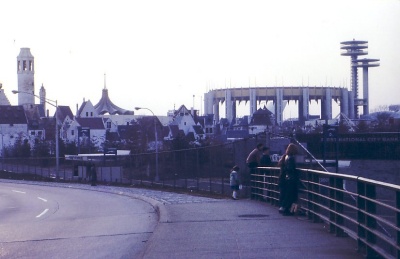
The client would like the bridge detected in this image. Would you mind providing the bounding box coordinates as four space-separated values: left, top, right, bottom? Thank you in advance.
0 160 400 258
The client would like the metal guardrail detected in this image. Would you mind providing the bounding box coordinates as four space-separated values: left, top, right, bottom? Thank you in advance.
252 167 400 259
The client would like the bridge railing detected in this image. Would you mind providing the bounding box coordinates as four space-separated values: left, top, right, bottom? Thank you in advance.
252 167 400 259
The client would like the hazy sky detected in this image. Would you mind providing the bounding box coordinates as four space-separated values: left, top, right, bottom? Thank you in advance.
0 0 399 117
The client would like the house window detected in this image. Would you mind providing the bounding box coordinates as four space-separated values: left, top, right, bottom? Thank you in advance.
71 130 75 136
184 122 186 125
106 122 111 129
86 112 88 117
31 131 35 136
38 131 42 136
90 112 93 116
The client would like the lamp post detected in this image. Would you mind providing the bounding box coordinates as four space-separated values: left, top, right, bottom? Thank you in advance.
134 106 159 181
0 127 4 169
12 90 59 180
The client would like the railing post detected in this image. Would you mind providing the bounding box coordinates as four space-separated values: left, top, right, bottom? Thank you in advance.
331 177 345 236
221 176 224 195
365 183 378 258
306 171 313 220
357 180 366 254
357 180 378 257
329 177 336 233
308 172 320 222
264 168 271 203
396 191 400 259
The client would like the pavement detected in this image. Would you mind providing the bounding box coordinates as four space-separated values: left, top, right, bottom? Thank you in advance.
1 180 362 258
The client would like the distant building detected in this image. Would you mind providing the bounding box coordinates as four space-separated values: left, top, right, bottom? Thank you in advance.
17 48 35 109
170 105 205 140
248 106 274 135
94 87 134 115
0 88 11 106
0 106 28 155
76 99 98 118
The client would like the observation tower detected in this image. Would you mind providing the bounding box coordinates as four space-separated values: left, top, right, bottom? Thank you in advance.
352 58 380 116
341 40 379 118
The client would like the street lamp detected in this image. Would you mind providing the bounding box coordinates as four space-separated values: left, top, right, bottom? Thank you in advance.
134 106 159 181
12 90 59 180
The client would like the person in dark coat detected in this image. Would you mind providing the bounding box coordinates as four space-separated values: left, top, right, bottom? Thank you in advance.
245 143 263 188
278 143 298 215
259 147 273 199
246 143 263 169
90 163 97 186
260 147 273 167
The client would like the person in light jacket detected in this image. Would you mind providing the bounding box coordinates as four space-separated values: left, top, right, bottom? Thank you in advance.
230 165 240 200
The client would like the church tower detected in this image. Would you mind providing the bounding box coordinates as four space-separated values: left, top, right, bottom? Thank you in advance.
17 48 35 107
39 83 46 112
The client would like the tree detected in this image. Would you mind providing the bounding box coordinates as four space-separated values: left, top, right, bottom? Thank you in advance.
356 120 370 133
64 141 78 155
32 138 50 158
10 134 31 158
374 112 392 132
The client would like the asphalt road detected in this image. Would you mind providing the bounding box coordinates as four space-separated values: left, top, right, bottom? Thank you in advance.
0 182 158 259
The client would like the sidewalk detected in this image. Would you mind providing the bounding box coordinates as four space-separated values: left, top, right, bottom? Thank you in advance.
141 198 362 259
0 180 362 258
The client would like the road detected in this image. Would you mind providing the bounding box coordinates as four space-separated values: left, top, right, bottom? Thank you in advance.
0 182 158 259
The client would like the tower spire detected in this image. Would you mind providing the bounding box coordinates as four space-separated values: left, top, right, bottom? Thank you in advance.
17 48 35 107
104 73 106 89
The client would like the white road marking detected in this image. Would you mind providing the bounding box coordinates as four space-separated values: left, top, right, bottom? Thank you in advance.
38 197 47 202
12 190 26 194
36 209 49 218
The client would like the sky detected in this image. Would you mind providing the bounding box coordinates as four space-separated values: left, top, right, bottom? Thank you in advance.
0 0 399 118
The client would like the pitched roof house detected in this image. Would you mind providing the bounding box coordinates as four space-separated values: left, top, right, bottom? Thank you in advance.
76 99 98 118
0 106 28 152
64 117 106 150
248 106 274 135
170 105 205 140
